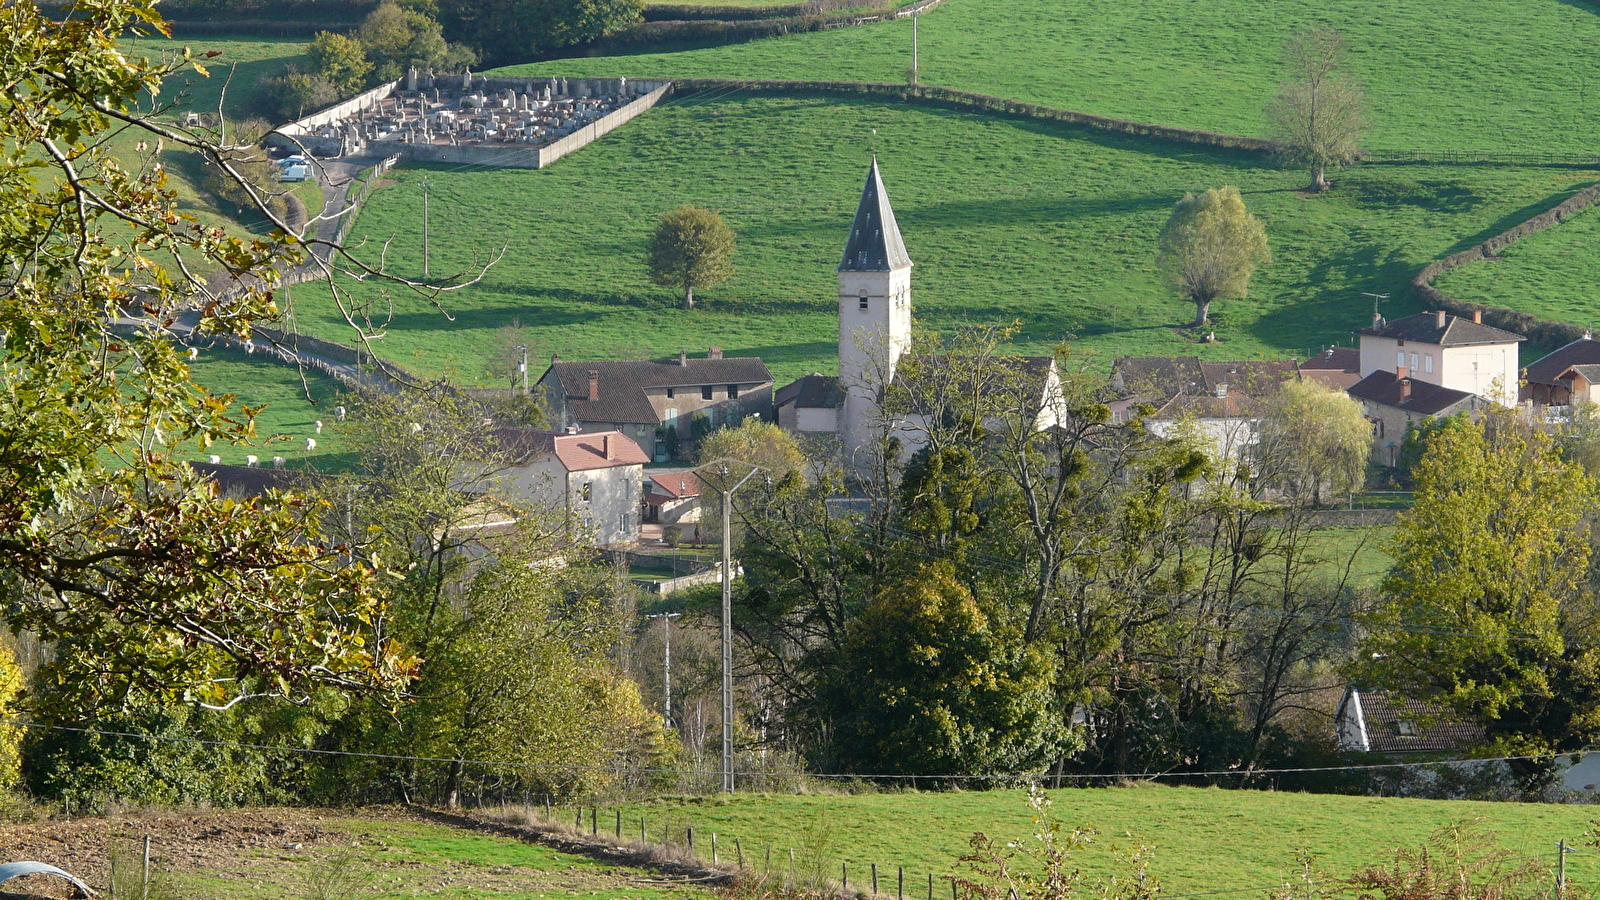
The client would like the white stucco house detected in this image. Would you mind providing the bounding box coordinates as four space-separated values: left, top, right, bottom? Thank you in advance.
487 427 649 546
1357 310 1524 406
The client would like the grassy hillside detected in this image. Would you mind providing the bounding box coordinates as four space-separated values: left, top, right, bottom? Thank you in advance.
183 343 351 466
288 93 1590 385
496 0 1600 156
606 785 1600 895
1432 201 1600 334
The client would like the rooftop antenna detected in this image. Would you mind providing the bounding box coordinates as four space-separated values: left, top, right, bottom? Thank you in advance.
1361 292 1390 318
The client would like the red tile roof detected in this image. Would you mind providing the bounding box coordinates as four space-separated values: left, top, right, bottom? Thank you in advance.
648 471 702 499
493 428 649 471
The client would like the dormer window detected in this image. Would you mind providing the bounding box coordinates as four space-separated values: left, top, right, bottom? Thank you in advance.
666 387 675 399
702 385 714 400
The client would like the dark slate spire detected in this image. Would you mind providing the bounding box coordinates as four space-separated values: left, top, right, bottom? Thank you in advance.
838 158 912 272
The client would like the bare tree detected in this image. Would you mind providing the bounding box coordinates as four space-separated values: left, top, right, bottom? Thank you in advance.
1266 28 1368 192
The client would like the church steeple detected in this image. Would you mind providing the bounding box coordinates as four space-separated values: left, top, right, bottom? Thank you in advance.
839 158 912 273
837 158 913 468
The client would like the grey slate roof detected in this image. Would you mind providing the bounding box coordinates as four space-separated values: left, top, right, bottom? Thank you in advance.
1339 689 1485 754
1524 337 1600 387
542 357 773 425
1566 364 1600 383
1359 312 1525 347
775 373 844 409
1346 370 1478 416
838 158 912 273
1111 356 1298 403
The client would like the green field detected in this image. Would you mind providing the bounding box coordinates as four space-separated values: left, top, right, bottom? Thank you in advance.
1306 525 1394 588
600 785 1600 896
499 0 1600 156
1433 201 1600 332
184 343 351 466
289 93 1591 385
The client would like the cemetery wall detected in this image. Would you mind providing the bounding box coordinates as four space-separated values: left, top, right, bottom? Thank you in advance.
270 77 670 169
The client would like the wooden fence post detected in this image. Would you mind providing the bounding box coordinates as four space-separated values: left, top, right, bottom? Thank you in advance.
615 810 622 839
736 838 744 869
899 865 905 899
687 826 695 854
712 833 719 864
873 862 879 894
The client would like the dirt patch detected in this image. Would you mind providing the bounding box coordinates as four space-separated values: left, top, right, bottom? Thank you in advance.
0 806 727 900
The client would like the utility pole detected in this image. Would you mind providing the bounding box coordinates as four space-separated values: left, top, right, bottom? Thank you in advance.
698 458 763 794
514 343 529 395
421 175 431 279
646 612 682 728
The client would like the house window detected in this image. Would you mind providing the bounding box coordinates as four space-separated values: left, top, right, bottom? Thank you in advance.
1409 352 1418 370
701 385 714 400
860 296 869 311
1371 418 1384 439
1396 351 1405 368
1425 353 1434 374
728 384 740 399
580 481 592 502
664 407 678 425
666 387 675 399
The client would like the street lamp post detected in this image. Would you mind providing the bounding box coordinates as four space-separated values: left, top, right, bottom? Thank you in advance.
697 458 764 794
645 612 682 728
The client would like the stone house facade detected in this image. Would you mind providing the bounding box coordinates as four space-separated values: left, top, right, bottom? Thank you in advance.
488 428 649 546
1357 310 1524 406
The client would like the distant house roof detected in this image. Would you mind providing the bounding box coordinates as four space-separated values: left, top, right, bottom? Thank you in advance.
1112 356 1298 404
541 356 773 425
189 461 317 498
892 354 1057 401
1524 336 1600 387
1565 364 1600 383
492 428 650 471
1153 389 1262 420
775 373 844 410
1300 346 1363 390
647 471 701 500
1337 688 1485 754
1359 312 1525 347
838 158 912 273
1346 370 1478 416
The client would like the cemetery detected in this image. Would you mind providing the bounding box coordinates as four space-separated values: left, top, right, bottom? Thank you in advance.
274 72 670 169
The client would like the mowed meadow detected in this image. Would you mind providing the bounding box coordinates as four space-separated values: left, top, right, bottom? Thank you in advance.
604 785 1600 895
498 0 1600 155
291 93 1592 385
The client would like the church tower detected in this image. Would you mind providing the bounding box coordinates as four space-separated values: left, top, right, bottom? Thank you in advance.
838 158 912 463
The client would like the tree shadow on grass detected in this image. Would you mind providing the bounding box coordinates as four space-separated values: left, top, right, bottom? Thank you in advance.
1248 242 1418 350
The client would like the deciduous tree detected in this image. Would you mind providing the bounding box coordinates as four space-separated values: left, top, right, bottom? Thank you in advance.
1266 28 1368 193
0 0 415 713
1156 186 1270 328
1255 379 1372 504
307 31 372 95
646 206 737 310
1360 411 1600 763
437 0 644 66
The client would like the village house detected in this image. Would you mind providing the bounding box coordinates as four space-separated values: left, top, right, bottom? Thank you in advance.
537 351 773 461
1345 368 1485 466
1356 310 1524 405
774 373 844 435
1298 345 1362 390
644 470 702 527
1108 356 1299 460
486 427 649 546
1520 333 1600 409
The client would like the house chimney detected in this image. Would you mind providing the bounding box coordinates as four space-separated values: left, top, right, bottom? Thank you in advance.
587 369 599 401
1399 378 1412 402
1214 383 1228 399
602 433 611 458
1472 309 1483 324
551 353 560 364
1436 309 1447 329
708 347 723 360
1396 365 1409 380
678 350 688 366
1372 312 1385 329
